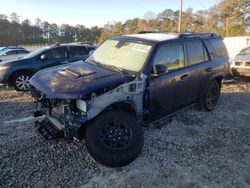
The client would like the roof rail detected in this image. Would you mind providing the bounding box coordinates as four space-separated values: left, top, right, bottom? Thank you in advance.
178 32 218 38
138 31 157 34
53 43 60 46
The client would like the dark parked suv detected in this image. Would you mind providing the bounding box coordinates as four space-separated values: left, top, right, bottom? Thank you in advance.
0 44 96 91
30 33 229 167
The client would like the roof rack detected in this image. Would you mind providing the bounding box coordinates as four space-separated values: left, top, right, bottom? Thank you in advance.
178 32 218 38
138 31 157 34
137 31 218 38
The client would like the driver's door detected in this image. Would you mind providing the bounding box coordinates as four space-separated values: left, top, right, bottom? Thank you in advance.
39 47 69 69
147 42 190 122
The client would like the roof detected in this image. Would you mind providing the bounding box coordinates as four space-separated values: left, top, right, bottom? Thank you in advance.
126 33 179 42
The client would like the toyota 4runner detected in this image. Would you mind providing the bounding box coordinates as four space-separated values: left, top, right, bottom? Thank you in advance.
30 32 230 167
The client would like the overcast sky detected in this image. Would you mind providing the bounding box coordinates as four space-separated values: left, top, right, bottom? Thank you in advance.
0 0 219 27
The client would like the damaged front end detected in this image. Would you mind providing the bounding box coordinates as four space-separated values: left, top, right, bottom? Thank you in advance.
31 75 147 140
32 90 89 139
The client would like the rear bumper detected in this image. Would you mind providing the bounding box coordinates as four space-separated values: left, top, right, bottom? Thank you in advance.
232 68 250 77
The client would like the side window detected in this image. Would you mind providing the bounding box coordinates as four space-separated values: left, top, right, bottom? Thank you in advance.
210 39 228 57
17 50 28 54
153 42 184 71
45 47 67 59
6 51 16 55
70 47 88 57
186 40 206 65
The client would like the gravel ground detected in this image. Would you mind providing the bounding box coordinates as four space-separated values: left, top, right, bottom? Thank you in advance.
0 79 250 188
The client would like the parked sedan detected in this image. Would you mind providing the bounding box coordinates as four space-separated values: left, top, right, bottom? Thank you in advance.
0 44 96 91
0 46 25 55
231 46 250 77
0 49 30 62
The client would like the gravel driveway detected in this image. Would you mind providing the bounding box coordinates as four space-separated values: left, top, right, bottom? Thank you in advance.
0 79 250 188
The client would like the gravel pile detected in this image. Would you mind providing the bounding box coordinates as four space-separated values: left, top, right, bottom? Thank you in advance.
0 80 250 188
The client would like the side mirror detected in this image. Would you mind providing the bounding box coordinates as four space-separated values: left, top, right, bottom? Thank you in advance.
151 64 168 76
40 54 46 61
89 50 94 55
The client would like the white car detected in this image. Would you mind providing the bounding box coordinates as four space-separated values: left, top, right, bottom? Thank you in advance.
231 46 250 77
0 49 29 62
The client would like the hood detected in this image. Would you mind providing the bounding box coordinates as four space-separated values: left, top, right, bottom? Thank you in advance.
233 55 250 62
30 61 134 99
0 58 27 66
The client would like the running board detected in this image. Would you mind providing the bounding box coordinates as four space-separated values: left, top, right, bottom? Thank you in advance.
146 103 197 127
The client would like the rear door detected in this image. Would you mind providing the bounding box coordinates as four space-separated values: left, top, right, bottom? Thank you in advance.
69 46 89 62
184 40 211 103
147 42 190 121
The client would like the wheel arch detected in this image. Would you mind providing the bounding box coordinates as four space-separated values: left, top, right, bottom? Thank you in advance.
9 69 35 85
103 101 138 118
78 101 138 139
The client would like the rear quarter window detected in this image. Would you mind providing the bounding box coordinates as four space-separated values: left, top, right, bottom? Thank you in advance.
209 39 228 57
70 46 88 57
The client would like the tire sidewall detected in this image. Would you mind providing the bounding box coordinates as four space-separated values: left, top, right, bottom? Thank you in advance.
85 110 144 167
204 80 221 111
12 72 32 91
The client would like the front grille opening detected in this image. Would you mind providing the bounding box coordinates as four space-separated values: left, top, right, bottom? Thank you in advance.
235 62 243 66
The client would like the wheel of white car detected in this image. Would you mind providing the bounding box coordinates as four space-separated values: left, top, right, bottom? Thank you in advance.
12 72 32 91
85 110 144 167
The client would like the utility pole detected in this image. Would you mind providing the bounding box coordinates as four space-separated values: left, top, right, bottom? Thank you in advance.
178 0 183 33
226 17 229 37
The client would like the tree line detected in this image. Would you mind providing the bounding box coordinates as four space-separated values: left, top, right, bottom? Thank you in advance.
0 0 249 46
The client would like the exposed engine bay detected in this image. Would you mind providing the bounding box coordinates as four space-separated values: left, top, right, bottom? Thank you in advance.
31 75 147 140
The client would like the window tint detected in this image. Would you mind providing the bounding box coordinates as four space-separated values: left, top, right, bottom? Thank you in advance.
186 40 207 65
210 39 227 57
86 46 96 52
6 51 17 55
70 46 88 57
16 50 28 54
45 47 67 59
153 42 184 71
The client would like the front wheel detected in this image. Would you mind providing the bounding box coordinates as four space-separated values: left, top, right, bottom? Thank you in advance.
85 110 144 167
198 80 221 111
11 72 32 91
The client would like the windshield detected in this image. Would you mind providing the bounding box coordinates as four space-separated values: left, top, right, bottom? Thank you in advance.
22 47 47 59
87 39 152 72
238 47 250 55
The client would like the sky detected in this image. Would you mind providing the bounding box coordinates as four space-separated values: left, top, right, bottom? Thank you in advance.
0 0 219 28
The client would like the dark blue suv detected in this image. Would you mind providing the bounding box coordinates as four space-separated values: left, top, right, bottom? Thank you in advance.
31 33 230 167
0 44 96 91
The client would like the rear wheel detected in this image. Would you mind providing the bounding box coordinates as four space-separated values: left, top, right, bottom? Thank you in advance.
85 110 144 167
11 72 32 91
198 80 221 111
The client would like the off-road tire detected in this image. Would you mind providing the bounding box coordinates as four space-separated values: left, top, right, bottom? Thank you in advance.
198 79 221 111
85 110 144 167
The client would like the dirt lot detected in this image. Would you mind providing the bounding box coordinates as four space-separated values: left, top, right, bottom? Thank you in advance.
0 79 250 188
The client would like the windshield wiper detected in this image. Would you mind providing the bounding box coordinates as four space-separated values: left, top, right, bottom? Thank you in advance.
87 59 128 74
104 64 127 74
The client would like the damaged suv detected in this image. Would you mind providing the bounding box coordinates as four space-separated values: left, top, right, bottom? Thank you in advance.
30 33 229 167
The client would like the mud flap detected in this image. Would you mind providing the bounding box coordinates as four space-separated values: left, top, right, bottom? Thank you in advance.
35 119 64 140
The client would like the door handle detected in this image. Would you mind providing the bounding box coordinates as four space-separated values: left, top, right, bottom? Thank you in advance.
180 74 189 81
206 67 213 72
61 61 69 64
